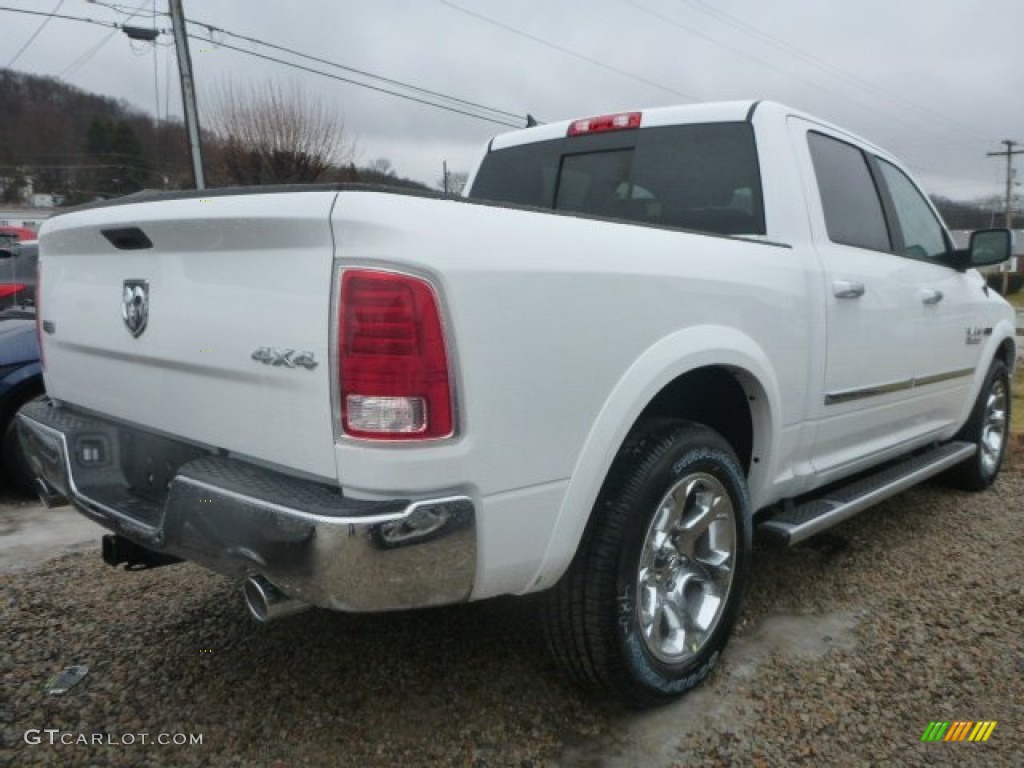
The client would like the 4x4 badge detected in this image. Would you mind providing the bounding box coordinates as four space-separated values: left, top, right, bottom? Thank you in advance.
251 347 318 370
122 279 149 338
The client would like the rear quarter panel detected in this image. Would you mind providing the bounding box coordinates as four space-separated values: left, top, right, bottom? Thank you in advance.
331 192 817 596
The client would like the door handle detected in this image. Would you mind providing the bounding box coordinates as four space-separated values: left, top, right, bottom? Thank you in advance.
832 280 865 299
920 288 944 305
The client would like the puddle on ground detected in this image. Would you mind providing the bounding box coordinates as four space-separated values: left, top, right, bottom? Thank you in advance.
557 612 860 768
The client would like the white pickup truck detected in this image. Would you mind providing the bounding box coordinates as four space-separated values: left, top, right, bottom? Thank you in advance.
19 101 1016 705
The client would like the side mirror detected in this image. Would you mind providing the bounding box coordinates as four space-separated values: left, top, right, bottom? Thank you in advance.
968 228 1013 268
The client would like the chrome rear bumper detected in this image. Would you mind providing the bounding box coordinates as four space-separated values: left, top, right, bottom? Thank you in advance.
17 400 476 612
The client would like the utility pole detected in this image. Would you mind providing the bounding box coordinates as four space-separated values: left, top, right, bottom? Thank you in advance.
987 140 1023 292
987 140 1023 229
168 0 205 189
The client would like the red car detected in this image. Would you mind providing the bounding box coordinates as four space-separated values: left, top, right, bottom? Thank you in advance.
0 240 37 310
0 225 37 242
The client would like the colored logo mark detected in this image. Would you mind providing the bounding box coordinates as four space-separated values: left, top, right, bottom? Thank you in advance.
920 721 997 742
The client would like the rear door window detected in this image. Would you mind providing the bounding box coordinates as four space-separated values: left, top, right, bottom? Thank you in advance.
469 122 765 236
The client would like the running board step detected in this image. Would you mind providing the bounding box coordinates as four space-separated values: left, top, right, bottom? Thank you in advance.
758 441 976 547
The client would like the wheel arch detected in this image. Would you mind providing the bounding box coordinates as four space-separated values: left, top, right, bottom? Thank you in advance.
0 365 44 430
527 325 781 593
953 327 1018 434
994 334 1016 371
631 366 759 473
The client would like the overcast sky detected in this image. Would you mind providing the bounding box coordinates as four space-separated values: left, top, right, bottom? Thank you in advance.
3 0 1022 203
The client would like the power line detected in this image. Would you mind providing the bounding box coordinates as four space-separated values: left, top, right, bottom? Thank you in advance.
60 28 117 77
187 15 528 124
439 0 699 102
84 0 159 20
623 0 986 153
0 4 119 33
903 161 1000 187
8 0 66 68
1 4 527 128
1 2 1009 197
185 29 524 129
59 0 151 77
676 0 998 147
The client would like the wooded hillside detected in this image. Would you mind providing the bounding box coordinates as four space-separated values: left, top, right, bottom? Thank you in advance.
0 69 427 204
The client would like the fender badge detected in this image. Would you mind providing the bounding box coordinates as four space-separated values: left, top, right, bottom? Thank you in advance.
251 347 318 370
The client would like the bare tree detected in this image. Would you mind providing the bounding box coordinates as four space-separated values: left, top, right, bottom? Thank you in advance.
437 170 468 196
369 157 393 176
206 81 353 185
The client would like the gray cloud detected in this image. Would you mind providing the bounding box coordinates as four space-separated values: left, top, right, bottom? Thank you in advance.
3 0 1020 200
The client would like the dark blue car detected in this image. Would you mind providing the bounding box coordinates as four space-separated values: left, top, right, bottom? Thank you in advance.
0 307 43 491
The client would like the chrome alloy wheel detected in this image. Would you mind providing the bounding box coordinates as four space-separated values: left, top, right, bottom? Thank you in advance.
980 377 1008 476
636 472 737 665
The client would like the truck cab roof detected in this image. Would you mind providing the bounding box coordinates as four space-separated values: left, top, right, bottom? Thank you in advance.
488 100 887 158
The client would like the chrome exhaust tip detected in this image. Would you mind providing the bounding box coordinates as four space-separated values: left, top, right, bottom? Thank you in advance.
35 477 68 509
243 575 309 623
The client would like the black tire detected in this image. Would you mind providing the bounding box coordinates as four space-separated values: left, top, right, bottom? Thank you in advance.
946 359 1011 491
1 393 44 493
542 421 752 707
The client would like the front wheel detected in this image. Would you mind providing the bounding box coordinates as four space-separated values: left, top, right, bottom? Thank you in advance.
542 421 752 706
946 359 1011 491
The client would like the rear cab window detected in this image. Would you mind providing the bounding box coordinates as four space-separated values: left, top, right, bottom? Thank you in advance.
468 122 766 237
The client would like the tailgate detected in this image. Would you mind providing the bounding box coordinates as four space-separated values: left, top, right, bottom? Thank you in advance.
38 190 340 480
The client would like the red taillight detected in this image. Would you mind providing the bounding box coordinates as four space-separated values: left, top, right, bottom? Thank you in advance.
0 284 25 298
567 111 642 137
339 269 453 440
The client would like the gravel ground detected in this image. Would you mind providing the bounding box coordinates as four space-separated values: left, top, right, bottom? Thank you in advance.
2 467 1022 767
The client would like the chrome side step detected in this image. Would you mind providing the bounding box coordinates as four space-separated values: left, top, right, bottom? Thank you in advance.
758 441 976 546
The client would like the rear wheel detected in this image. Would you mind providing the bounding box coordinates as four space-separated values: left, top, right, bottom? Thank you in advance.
946 359 1011 491
1 392 44 493
542 421 752 706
